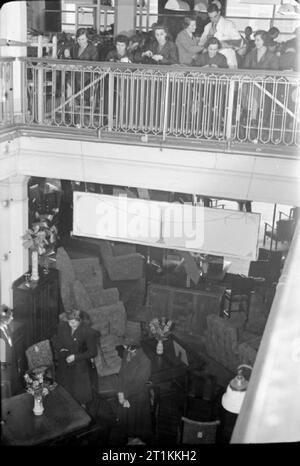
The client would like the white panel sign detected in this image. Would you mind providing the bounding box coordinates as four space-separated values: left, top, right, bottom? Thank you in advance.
73 192 260 260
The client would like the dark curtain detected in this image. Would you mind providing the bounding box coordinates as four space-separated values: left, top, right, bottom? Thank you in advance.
44 0 62 32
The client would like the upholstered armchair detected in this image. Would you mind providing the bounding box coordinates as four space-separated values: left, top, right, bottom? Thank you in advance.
98 240 145 281
204 314 261 373
56 247 119 312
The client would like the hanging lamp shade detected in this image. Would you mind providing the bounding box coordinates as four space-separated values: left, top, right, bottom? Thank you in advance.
222 364 253 414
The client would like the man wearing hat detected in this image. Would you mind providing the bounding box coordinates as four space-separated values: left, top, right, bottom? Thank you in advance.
117 335 152 444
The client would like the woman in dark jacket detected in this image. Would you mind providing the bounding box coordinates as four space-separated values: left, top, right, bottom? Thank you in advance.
52 309 98 406
117 339 152 443
69 28 99 109
242 30 279 71
141 24 178 65
70 28 99 61
241 30 279 130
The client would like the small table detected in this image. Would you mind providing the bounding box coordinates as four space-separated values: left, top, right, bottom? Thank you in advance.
1 385 91 445
142 335 205 387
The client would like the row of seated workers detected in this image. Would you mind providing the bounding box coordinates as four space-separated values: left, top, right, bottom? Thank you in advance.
56 3 299 72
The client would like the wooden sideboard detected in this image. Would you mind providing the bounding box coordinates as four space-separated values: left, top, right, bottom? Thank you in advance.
146 283 225 337
1 320 27 397
12 269 61 348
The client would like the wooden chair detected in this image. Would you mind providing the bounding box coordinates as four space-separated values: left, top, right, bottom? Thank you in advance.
221 275 255 322
178 417 220 444
183 371 219 421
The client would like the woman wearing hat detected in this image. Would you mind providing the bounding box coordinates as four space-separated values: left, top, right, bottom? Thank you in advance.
52 309 98 407
117 337 152 443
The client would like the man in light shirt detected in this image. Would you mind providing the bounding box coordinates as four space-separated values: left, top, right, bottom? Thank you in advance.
199 3 242 68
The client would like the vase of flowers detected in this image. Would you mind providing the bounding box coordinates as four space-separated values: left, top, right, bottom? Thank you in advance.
22 213 58 282
149 317 173 355
24 367 55 416
33 394 44 416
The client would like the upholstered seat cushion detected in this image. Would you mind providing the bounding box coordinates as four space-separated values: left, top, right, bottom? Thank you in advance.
71 257 103 286
88 301 126 338
94 336 122 377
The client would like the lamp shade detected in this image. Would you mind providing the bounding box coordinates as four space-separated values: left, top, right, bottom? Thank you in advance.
221 365 252 414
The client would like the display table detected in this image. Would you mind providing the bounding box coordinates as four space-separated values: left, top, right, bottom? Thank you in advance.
141 335 205 387
146 283 225 336
1 385 91 445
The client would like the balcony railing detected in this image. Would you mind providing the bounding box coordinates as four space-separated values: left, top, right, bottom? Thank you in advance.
1 57 300 151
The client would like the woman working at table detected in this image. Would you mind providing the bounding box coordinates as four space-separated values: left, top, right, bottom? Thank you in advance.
52 309 98 407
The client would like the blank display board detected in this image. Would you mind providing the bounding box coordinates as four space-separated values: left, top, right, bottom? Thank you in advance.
73 192 260 261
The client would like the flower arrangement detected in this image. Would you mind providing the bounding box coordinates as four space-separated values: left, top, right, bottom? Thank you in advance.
149 317 173 341
24 367 55 398
22 213 58 256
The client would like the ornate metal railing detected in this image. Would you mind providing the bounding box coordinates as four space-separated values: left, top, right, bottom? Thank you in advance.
0 58 14 127
2 57 300 150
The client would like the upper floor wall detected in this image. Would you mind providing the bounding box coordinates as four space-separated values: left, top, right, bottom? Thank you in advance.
1 132 300 207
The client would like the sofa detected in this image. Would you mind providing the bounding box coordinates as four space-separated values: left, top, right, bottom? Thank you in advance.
204 314 262 373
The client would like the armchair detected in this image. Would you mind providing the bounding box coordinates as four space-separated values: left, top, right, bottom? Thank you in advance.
25 339 55 380
204 314 261 373
98 240 145 281
56 247 119 312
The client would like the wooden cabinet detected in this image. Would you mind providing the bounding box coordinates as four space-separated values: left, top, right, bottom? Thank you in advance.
12 269 60 348
1 320 27 397
146 283 225 337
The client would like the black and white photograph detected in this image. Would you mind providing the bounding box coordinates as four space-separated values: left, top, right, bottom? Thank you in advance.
0 0 300 451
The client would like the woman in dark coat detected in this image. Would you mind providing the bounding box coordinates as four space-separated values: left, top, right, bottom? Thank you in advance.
52 309 98 406
241 30 279 131
141 24 178 65
117 339 152 443
69 28 99 109
70 28 99 62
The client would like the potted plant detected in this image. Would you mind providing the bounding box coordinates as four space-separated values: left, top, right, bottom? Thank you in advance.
22 212 58 281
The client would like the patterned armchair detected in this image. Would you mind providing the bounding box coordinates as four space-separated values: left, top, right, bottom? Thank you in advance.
56 247 119 312
56 247 126 382
204 314 262 373
98 240 145 281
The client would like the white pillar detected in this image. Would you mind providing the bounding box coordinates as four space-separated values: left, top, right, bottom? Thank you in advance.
0 1 27 122
0 175 29 307
114 0 137 36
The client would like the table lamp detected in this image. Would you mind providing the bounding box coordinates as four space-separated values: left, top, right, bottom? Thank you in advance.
221 364 252 414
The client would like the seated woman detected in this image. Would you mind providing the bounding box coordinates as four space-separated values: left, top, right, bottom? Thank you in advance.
141 23 178 65
106 34 132 63
117 337 152 444
176 17 204 65
193 37 228 68
52 309 98 407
